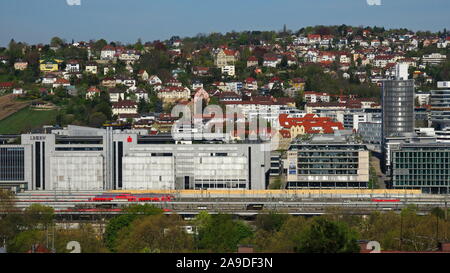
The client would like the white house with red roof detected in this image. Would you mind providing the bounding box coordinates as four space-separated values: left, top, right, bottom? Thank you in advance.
112 100 138 115
119 49 141 63
263 53 279 67
52 78 70 88
214 48 239 68
268 77 283 90
138 70 149 81
148 75 162 86
85 62 98 74
304 91 331 103
101 45 116 60
157 86 190 103
65 60 81 73
245 77 258 91
307 34 321 44
86 86 101 99
108 88 126 102
247 56 258 67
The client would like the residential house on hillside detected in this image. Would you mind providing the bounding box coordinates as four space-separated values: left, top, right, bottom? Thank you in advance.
39 59 61 72
14 60 28 70
53 78 70 88
263 53 279 67
218 91 242 103
192 66 210 76
85 62 98 74
101 45 116 60
112 100 138 115
109 88 126 102
138 70 149 81
221 65 235 76
304 91 331 103
41 74 58 85
65 60 81 73
214 48 239 68
245 77 258 91
148 75 162 85
157 86 190 103
247 56 258 67
289 78 305 91
134 88 149 102
102 77 117 88
119 49 140 63
86 86 101 99
0 82 14 90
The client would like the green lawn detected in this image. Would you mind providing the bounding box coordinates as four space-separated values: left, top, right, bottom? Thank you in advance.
0 107 58 134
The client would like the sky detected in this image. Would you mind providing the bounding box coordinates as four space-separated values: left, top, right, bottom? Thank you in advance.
0 0 449 46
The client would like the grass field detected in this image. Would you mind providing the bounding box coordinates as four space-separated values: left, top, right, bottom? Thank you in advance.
0 94 31 120
0 107 58 134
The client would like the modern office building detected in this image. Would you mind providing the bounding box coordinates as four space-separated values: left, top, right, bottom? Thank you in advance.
269 152 282 177
358 122 382 144
381 79 415 139
430 81 450 129
286 134 369 189
0 126 271 191
0 146 33 191
390 141 450 194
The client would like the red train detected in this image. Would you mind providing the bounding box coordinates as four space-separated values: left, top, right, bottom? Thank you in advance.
89 193 175 202
58 208 172 213
371 199 400 202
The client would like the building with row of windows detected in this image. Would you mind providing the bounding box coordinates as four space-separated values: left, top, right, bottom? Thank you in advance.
286 134 369 189
390 141 450 194
0 126 270 191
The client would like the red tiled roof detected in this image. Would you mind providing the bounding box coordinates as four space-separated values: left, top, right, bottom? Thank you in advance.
223 49 237 56
87 86 101 93
245 77 257 83
54 78 70 84
159 86 187 93
0 82 14 88
308 34 321 39
112 100 137 108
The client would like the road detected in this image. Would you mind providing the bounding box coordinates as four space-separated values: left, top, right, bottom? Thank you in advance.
370 155 386 189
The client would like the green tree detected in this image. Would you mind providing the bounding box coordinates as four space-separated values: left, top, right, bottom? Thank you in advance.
55 224 108 253
196 213 253 252
50 37 64 48
23 204 54 230
88 112 107 128
8 230 46 253
104 204 163 252
0 190 25 241
296 217 359 253
115 214 193 253
255 211 289 232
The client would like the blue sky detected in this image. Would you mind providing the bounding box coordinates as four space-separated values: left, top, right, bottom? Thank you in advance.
0 0 449 46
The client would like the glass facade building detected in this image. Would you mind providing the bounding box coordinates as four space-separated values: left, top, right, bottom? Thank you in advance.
382 80 415 139
391 144 450 194
286 139 369 189
430 88 450 128
0 147 25 181
358 122 382 144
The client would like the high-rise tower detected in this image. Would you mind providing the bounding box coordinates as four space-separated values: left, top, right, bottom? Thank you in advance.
381 64 415 139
